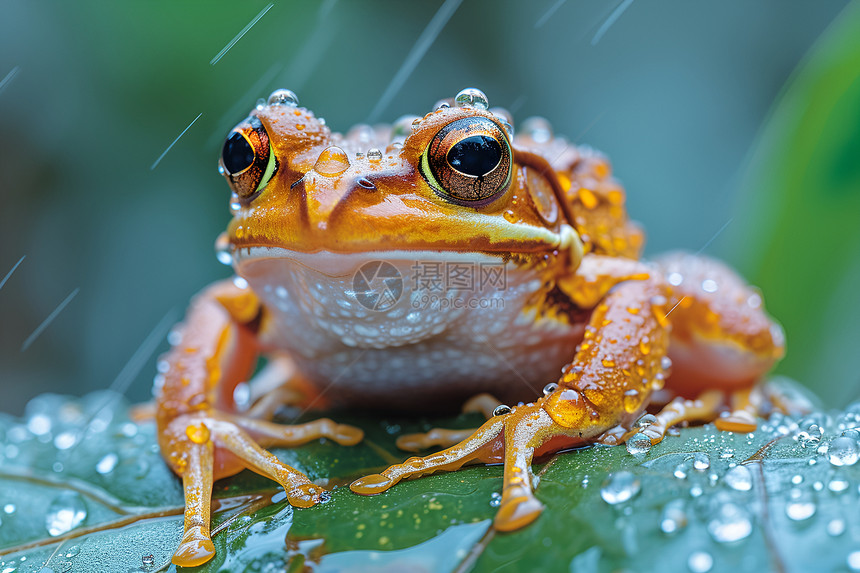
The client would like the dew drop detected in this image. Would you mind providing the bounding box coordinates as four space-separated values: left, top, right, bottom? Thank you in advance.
826 518 846 536
454 88 489 110
828 477 850 492
314 146 351 176
64 546 80 558
688 551 713 573
797 423 822 446
45 492 87 536
626 433 651 455
850 551 860 572
542 383 558 396
53 431 76 450
493 405 511 417
600 471 641 504
636 414 657 429
623 388 641 414
367 148 383 162
215 232 233 265
267 89 299 107
707 502 752 542
692 452 710 471
828 436 859 466
141 554 155 567
785 489 816 521
95 453 118 475
3 504 15 515
660 499 687 534
724 465 752 491
489 492 502 507
521 117 553 143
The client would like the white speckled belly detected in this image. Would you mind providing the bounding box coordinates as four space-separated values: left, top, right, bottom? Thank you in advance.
236 248 583 409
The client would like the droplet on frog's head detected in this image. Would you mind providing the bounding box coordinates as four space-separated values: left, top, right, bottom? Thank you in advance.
493 404 512 417
600 470 641 504
267 89 299 107
636 413 657 429
366 148 383 162
215 232 233 266
255 97 266 110
521 117 553 143
434 99 451 111
313 146 351 177
626 432 651 455
542 382 558 396
454 88 489 110
45 492 87 536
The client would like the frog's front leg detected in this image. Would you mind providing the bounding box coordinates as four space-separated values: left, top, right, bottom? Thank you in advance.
352 271 671 531
157 280 363 567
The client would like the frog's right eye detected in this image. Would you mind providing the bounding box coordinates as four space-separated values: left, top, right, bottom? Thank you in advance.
219 117 278 200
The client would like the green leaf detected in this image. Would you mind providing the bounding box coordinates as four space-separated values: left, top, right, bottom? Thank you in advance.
2 391 860 573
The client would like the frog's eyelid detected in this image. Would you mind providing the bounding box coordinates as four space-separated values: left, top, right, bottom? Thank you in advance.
255 145 278 192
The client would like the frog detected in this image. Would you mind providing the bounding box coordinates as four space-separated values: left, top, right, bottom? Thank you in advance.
156 87 789 567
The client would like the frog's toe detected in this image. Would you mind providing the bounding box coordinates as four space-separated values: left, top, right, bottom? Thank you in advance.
395 428 475 452
350 473 395 494
172 526 216 567
228 415 364 447
494 492 544 531
714 409 757 433
287 483 325 507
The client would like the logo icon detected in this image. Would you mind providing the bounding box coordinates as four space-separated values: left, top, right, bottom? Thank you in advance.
353 261 403 311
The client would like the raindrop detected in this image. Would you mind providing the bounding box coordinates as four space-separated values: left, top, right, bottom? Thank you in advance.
690 485 703 497
691 452 710 471
313 146 351 177
96 453 118 475
707 502 752 542
141 554 155 567
791 474 803 485
45 492 87 536
850 551 860 572
489 492 501 507
785 489 816 521
493 405 511 416
366 148 383 162
391 115 420 142
660 499 687 534
828 477 850 492
636 414 657 429
626 433 651 455
53 432 76 450
842 429 860 441
64 546 80 558
267 89 299 107
3 504 15 515
673 463 688 480
828 437 859 466
255 98 266 110
600 471 641 504
215 233 233 266
454 88 489 110
797 423 822 446
521 117 553 143
542 383 558 396
826 518 846 536
688 551 713 573
661 356 673 371
724 465 752 491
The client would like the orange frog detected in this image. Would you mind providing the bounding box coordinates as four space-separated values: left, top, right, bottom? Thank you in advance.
156 88 787 566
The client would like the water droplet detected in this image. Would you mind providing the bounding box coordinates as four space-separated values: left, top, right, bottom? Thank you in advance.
267 89 298 107
636 414 657 429
141 554 155 567
826 518 845 536
542 383 558 396
3 504 15 515
313 146 351 177
626 432 651 455
841 428 860 441
600 471 641 504
701 279 718 293
53 432 76 450
489 492 501 507
661 356 673 371
64 546 80 558
454 88 489 110
785 489 816 521
724 465 752 491
215 233 233 265
850 551 860 572
673 463 688 480
521 117 553 143
45 492 87 536
707 502 752 542
660 499 687 534
692 452 710 471
366 148 383 162
688 551 713 573
493 405 511 416
791 474 803 485
96 453 118 475
828 436 859 466
797 423 822 446
828 477 850 492
623 388 640 414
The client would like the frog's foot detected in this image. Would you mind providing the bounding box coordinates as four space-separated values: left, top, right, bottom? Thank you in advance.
598 390 725 446
396 393 503 451
762 379 815 418
714 387 761 433
168 413 362 567
353 403 568 531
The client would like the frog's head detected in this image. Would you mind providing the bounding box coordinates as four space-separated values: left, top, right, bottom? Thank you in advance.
219 88 584 278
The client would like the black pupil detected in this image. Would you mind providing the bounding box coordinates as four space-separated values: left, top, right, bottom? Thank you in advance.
447 135 502 177
222 132 255 174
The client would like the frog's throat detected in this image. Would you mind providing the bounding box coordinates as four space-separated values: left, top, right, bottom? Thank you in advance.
232 223 584 273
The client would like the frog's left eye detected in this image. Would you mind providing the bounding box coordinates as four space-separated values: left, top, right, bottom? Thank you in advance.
219 117 278 200
421 117 512 205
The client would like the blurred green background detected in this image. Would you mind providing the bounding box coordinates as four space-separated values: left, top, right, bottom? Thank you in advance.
1 0 858 415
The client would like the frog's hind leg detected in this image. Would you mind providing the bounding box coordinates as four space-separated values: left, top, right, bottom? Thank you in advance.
228 415 364 447
173 440 216 567
395 393 503 452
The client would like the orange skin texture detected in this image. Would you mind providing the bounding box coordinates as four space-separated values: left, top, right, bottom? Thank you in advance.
156 92 784 566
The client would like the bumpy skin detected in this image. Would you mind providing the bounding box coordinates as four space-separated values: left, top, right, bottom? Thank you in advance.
156 89 785 566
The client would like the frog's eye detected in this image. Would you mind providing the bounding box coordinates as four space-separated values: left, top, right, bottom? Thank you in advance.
421 117 512 205
219 117 278 200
